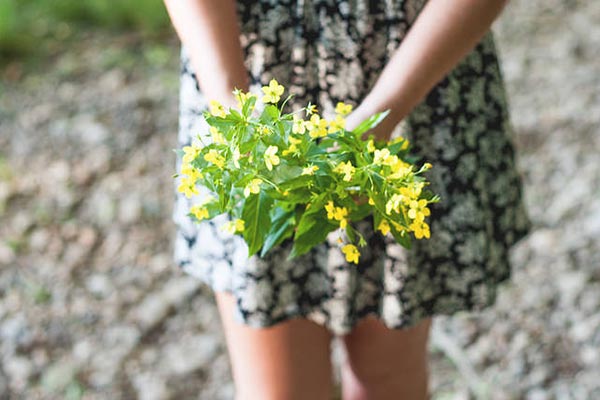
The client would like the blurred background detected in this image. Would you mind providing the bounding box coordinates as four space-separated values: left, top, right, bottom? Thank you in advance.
0 0 598 399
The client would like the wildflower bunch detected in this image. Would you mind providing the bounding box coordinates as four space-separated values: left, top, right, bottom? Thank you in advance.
174 79 439 264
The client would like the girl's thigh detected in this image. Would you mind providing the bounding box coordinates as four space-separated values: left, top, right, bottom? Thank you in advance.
340 315 432 400
214 291 335 400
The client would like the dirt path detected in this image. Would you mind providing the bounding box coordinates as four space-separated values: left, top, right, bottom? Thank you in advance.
1 1 598 399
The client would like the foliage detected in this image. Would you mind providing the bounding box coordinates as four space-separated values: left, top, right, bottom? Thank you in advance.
174 80 440 264
0 0 170 60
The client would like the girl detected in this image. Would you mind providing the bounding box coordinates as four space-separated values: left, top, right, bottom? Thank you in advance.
164 0 532 398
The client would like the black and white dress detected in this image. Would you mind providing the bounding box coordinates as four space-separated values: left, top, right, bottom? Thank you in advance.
172 0 533 336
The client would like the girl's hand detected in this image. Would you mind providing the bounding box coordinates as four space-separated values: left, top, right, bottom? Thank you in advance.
344 102 399 142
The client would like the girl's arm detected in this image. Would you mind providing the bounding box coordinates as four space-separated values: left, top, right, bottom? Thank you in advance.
163 0 248 107
346 0 510 140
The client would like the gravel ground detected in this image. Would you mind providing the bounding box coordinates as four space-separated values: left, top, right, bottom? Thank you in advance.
1 0 598 399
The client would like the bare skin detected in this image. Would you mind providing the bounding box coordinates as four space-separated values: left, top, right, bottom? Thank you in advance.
163 0 510 398
216 290 432 400
339 316 433 400
214 291 335 400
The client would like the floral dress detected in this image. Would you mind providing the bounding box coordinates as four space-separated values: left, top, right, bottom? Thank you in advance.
171 0 533 336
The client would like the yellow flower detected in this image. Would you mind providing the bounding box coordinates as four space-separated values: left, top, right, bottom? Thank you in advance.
209 100 226 118
401 183 424 200
366 140 376 153
325 200 336 219
264 145 280 171
339 218 348 229
391 136 410 150
422 162 432 171
410 220 430 239
301 164 319 175
182 144 202 164
407 199 431 222
222 218 245 234
190 205 209 220
233 88 256 110
334 161 355 182
180 164 203 180
209 126 226 145
305 103 317 116
282 136 302 156
306 114 328 138
377 219 391 236
292 115 306 134
244 178 262 197
342 244 360 264
333 206 348 221
387 158 412 180
325 200 348 227
385 193 406 215
177 176 199 198
204 149 225 169
258 125 271 136
390 135 405 144
327 115 346 133
373 148 391 165
261 78 285 104
335 102 353 116
234 219 245 232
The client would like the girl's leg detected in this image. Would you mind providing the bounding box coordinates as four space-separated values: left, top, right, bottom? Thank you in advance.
340 316 432 400
215 291 335 400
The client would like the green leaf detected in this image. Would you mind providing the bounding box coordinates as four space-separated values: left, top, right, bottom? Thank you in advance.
295 210 317 237
260 207 296 257
387 139 410 155
348 202 372 221
242 96 257 118
289 210 337 259
205 117 237 135
261 104 280 123
242 191 274 256
278 174 312 191
390 223 412 249
352 110 391 137
227 109 244 122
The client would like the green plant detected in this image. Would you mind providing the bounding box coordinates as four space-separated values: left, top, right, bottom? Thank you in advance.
174 80 440 264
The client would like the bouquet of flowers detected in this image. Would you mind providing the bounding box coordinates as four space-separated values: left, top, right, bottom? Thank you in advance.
174 79 439 264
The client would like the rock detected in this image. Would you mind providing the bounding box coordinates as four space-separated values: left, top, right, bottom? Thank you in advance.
0 314 31 352
131 372 170 400
40 359 76 394
127 277 202 333
556 271 588 305
10 211 34 237
72 338 94 364
161 334 220 376
61 242 89 271
85 274 112 299
87 190 116 227
0 242 15 265
526 387 549 400
77 226 98 248
28 229 50 252
580 346 599 367
118 193 142 224
71 114 109 145
89 324 140 388
4 356 33 391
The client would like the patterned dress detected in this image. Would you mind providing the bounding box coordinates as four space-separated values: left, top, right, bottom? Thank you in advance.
172 0 533 336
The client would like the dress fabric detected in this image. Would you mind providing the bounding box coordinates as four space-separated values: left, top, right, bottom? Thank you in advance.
172 0 533 336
